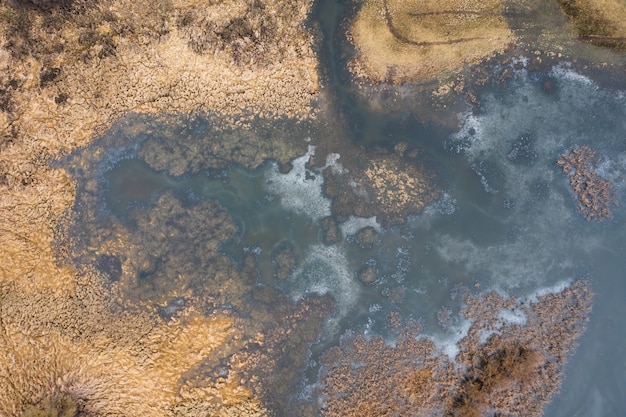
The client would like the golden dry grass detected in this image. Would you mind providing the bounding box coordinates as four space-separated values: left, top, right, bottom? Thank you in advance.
0 0 320 413
349 0 513 83
0 267 268 415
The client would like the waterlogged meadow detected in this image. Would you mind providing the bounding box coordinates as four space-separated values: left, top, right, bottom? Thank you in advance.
61 59 626 415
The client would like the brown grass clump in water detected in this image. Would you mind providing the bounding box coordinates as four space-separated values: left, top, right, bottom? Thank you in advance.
323 143 439 227
557 145 615 220
362 157 436 224
555 0 626 51
320 279 592 417
348 0 513 84
320 332 458 417
450 344 545 417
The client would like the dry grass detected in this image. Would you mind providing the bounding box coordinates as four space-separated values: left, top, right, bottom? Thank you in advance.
349 0 513 83
556 0 626 50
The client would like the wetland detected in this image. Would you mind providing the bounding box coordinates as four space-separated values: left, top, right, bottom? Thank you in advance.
1 0 626 415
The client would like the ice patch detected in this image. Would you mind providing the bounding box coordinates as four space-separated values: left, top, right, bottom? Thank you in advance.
550 64 594 86
471 161 500 194
434 230 578 289
369 303 382 313
340 216 383 237
497 308 527 325
447 65 620 165
348 179 369 199
594 151 626 194
265 145 337 221
429 317 472 360
407 193 456 230
431 193 457 216
325 152 345 174
440 65 626 288
289 244 359 323
478 328 500 344
525 279 573 303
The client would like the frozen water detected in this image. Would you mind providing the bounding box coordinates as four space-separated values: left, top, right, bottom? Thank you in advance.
496 308 527 325
265 145 347 222
289 244 359 321
437 65 626 289
340 216 383 237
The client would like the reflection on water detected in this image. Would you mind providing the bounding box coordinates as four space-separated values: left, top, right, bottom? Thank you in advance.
63 61 626 415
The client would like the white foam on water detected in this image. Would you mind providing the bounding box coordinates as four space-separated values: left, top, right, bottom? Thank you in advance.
265 145 334 221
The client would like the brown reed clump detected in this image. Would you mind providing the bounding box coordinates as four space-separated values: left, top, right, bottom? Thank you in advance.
323 145 439 227
557 145 615 220
320 279 592 417
320 332 458 417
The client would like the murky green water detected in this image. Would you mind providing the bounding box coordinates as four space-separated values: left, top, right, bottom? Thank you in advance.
61 1 626 415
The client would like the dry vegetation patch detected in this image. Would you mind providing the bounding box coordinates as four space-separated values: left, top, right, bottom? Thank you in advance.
348 0 513 84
